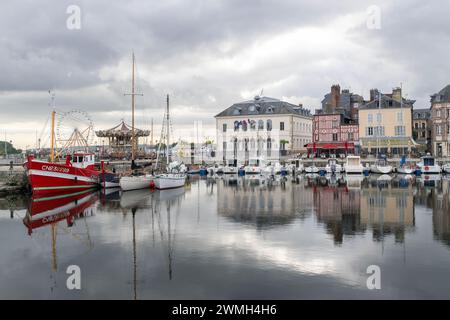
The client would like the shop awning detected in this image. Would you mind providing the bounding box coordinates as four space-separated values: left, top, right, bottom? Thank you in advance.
305 142 355 150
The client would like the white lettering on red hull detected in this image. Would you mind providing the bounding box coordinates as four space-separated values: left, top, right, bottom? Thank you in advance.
41 165 70 174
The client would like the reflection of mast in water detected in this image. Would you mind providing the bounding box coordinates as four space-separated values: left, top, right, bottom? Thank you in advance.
132 207 137 300
197 180 200 224
155 193 181 280
167 201 173 280
51 223 57 272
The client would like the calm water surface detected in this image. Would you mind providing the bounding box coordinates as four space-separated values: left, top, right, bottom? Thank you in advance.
1 174 450 299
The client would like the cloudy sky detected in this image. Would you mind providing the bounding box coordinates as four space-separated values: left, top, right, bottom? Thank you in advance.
1 0 450 149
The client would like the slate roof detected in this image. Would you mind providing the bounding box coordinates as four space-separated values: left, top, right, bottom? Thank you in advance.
360 93 414 110
215 96 312 118
413 108 431 120
431 85 450 103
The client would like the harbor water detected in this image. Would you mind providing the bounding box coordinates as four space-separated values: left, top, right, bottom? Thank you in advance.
1 174 450 299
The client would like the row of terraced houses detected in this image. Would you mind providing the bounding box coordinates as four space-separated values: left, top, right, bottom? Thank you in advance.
214 84 450 162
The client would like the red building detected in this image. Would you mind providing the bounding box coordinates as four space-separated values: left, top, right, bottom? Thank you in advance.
307 113 359 157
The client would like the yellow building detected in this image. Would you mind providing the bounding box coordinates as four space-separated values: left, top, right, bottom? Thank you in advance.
358 88 416 156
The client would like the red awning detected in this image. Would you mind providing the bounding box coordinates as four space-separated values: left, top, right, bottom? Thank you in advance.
306 142 355 150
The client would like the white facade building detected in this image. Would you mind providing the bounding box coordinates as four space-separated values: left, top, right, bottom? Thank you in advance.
215 96 313 163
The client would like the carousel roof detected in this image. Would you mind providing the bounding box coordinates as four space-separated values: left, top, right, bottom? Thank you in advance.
95 120 150 137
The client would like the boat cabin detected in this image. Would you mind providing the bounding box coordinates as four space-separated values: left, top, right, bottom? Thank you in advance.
422 156 435 166
69 152 95 170
346 156 361 166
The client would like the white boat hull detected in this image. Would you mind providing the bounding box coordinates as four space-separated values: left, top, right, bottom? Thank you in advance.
244 166 262 174
397 166 415 174
104 181 121 188
154 174 186 189
305 166 319 174
119 175 153 191
344 166 364 174
223 167 237 174
370 165 393 174
443 165 450 174
418 165 441 174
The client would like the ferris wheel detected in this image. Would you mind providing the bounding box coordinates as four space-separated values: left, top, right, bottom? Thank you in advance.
56 110 95 154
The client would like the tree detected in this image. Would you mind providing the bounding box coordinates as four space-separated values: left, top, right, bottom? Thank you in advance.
0 141 21 156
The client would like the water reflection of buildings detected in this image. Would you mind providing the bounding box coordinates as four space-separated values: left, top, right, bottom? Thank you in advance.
415 179 450 247
360 179 415 243
312 177 415 244
217 177 314 229
313 180 364 244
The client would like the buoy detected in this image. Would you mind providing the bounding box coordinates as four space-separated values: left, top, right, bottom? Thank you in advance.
149 181 155 189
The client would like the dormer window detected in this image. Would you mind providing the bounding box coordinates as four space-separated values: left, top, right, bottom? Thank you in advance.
249 105 256 112
267 106 274 113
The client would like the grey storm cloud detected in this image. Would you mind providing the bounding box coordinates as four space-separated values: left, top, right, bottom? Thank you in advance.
1 0 450 147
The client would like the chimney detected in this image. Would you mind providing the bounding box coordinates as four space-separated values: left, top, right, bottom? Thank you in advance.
392 87 402 102
370 89 379 101
330 84 341 110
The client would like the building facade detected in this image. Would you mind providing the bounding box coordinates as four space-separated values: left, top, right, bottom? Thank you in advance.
215 96 313 163
308 84 362 156
320 84 365 122
359 88 415 156
309 113 359 157
431 85 450 157
412 108 432 152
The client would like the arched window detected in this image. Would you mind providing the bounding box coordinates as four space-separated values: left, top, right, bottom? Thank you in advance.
258 120 264 130
234 121 239 131
267 119 272 131
242 120 248 131
250 120 256 130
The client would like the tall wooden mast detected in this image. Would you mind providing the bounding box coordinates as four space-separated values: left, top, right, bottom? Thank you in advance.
132 53 136 160
124 52 143 161
166 94 170 165
49 92 56 163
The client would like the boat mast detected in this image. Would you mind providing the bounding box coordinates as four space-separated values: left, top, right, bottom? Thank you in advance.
132 53 136 161
49 92 56 163
166 94 170 165
377 90 381 158
124 52 143 161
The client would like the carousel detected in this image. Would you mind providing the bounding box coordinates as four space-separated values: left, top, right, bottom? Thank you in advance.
96 120 150 159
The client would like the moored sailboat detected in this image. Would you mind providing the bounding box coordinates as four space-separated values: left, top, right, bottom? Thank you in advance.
153 95 186 190
118 53 154 191
370 157 393 174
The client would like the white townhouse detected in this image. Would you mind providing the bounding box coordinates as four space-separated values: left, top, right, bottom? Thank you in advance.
215 95 313 163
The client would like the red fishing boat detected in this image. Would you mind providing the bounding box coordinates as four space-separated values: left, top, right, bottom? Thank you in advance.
24 152 102 195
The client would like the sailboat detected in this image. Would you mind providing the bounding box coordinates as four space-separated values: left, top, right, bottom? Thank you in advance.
370 157 393 174
153 95 186 190
119 53 153 191
397 155 415 174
